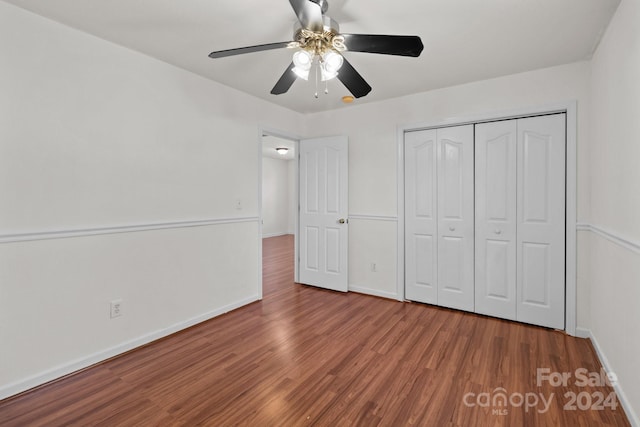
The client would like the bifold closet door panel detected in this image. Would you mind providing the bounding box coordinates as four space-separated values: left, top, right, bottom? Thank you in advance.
404 129 438 304
475 120 517 320
516 114 566 329
437 125 475 312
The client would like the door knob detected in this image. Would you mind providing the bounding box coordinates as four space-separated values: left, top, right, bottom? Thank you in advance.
495 229 502 235
338 218 347 224
449 226 455 231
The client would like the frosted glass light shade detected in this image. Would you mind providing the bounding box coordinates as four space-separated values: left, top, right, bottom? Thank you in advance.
292 50 313 80
320 50 343 81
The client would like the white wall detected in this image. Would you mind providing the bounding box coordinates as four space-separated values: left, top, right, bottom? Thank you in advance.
0 2 304 399
588 0 640 422
287 159 297 234
306 62 591 314
262 157 294 237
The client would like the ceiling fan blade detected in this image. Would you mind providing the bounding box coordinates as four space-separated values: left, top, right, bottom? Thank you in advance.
341 34 424 57
271 62 297 95
289 0 324 32
209 41 291 59
337 57 372 98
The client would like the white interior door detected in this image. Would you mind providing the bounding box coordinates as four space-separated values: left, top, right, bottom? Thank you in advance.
475 120 518 320
516 114 566 329
436 125 475 312
299 136 348 292
404 129 438 304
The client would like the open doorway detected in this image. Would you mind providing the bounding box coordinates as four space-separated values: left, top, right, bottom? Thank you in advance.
259 133 349 296
261 133 298 295
261 135 296 239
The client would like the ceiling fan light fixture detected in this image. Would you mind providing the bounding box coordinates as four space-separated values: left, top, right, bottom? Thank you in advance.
319 50 343 81
276 147 289 155
292 49 313 80
292 66 310 80
322 50 343 73
320 66 338 82
293 49 313 67
209 0 423 100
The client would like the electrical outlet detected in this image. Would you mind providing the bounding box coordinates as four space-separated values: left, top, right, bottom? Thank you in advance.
110 299 123 319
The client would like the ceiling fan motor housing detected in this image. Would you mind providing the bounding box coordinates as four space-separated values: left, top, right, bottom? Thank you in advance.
293 16 343 56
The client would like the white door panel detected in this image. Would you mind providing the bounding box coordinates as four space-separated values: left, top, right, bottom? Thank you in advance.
304 226 319 270
439 236 464 291
299 136 348 292
437 125 474 312
404 130 438 303
475 120 517 320
485 240 511 296
414 235 436 290
325 227 341 273
521 242 551 304
405 114 565 330
405 126 474 310
517 115 565 329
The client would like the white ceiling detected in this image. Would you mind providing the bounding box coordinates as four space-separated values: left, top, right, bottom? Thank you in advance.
3 0 620 114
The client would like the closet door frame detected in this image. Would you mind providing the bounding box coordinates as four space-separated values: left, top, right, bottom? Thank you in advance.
397 101 578 336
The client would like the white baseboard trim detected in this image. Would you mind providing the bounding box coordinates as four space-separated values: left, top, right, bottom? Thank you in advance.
262 232 291 239
575 327 591 339
0 295 259 401
581 328 639 426
348 285 398 300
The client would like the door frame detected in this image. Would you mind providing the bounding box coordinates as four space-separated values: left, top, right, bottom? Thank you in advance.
258 126 301 299
396 101 578 336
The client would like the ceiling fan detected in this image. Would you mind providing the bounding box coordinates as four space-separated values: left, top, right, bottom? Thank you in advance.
208 0 424 99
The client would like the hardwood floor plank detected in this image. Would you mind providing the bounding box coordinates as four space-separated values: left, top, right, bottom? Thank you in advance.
0 234 631 426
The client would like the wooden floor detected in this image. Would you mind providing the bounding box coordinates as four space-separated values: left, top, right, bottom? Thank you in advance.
0 235 630 426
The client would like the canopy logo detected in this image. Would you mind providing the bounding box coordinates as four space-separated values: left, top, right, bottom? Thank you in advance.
463 367 620 416
463 388 554 415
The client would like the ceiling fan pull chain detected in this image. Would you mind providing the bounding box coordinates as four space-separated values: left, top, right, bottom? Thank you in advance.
314 62 319 98
325 79 329 95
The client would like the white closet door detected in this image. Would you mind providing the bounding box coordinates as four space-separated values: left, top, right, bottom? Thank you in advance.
516 114 566 329
475 120 518 320
437 125 474 312
404 129 438 304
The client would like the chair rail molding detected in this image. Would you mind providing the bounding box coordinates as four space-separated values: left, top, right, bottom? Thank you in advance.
577 223 640 255
348 214 398 222
0 216 260 244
